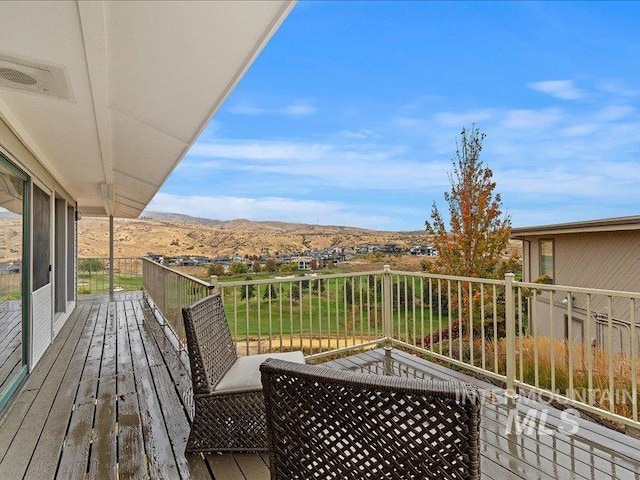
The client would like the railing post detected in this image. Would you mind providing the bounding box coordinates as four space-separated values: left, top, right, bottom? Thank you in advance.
382 265 393 351
108 215 114 300
209 275 218 294
505 272 517 399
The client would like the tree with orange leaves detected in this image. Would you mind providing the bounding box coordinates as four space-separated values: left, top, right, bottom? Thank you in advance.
426 126 512 279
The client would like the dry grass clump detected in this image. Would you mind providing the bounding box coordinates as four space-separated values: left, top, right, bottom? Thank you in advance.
482 335 640 419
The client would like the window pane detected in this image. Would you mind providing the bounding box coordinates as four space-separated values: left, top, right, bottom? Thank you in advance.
540 240 554 278
0 164 25 395
67 206 74 301
33 185 50 291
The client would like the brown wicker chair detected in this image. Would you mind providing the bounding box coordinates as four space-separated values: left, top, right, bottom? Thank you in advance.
260 359 481 480
182 294 305 453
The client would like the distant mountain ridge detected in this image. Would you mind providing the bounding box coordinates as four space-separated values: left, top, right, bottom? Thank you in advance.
79 213 431 258
140 211 404 234
140 212 223 226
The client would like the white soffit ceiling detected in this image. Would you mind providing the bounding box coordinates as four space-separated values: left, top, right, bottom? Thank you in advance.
0 0 295 217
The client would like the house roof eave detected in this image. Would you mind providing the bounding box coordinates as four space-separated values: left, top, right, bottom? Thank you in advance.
510 215 640 238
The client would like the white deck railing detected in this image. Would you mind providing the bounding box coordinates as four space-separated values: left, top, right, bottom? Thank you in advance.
77 257 143 295
142 258 214 344
219 270 386 360
142 260 640 429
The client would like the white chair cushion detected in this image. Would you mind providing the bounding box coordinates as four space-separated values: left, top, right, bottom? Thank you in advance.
214 351 305 393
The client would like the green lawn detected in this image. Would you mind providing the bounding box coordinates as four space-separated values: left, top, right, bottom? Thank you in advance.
77 272 143 295
220 277 448 343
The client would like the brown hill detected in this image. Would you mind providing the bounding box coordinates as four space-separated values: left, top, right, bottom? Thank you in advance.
78 213 433 258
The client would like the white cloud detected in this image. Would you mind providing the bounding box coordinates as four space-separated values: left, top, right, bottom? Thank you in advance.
595 80 639 98
593 105 635 122
496 158 640 199
339 129 377 139
146 193 392 229
502 108 562 129
528 80 585 100
228 105 267 115
228 101 316 118
497 168 599 196
186 139 449 191
560 124 598 137
176 76 640 230
283 103 317 117
508 205 628 228
189 141 329 161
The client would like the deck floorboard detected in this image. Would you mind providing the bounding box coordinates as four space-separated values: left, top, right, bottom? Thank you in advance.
26 303 97 480
2 292 640 479
1 303 90 478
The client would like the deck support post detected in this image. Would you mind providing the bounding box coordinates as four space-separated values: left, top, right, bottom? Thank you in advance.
382 265 393 356
209 275 218 294
109 215 114 300
505 272 517 399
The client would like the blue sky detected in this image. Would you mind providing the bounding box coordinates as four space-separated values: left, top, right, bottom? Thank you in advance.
148 1 640 231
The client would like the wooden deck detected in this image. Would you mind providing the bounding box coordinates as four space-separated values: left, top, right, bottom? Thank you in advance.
1 292 640 479
0 306 22 394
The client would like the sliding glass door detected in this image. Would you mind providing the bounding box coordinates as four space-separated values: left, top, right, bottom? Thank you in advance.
0 154 29 408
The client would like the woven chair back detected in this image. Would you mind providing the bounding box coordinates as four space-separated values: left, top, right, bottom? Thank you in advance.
261 359 481 480
182 294 237 394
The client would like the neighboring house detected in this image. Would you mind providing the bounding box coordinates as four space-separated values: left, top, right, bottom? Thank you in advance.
0 1 293 410
293 256 314 271
409 245 438 257
511 215 640 355
178 258 199 267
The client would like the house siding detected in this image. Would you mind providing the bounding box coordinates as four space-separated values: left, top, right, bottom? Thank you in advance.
523 231 640 291
521 231 640 355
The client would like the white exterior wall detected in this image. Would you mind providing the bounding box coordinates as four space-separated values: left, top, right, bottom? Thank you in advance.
0 117 77 371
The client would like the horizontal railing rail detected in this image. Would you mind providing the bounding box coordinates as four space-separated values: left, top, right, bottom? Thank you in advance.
77 257 143 295
140 258 640 430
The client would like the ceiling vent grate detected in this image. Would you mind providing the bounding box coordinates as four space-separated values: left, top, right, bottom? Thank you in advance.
0 53 74 101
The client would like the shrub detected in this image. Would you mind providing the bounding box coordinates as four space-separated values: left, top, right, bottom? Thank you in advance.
279 262 298 273
208 263 225 277
264 258 277 272
229 262 248 274
79 258 104 272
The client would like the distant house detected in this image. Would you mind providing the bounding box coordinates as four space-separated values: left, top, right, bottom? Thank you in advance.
380 244 402 254
293 256 314 271
356 246 370 254
409 245 437 257
511 215 640 354
178 258 198 266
